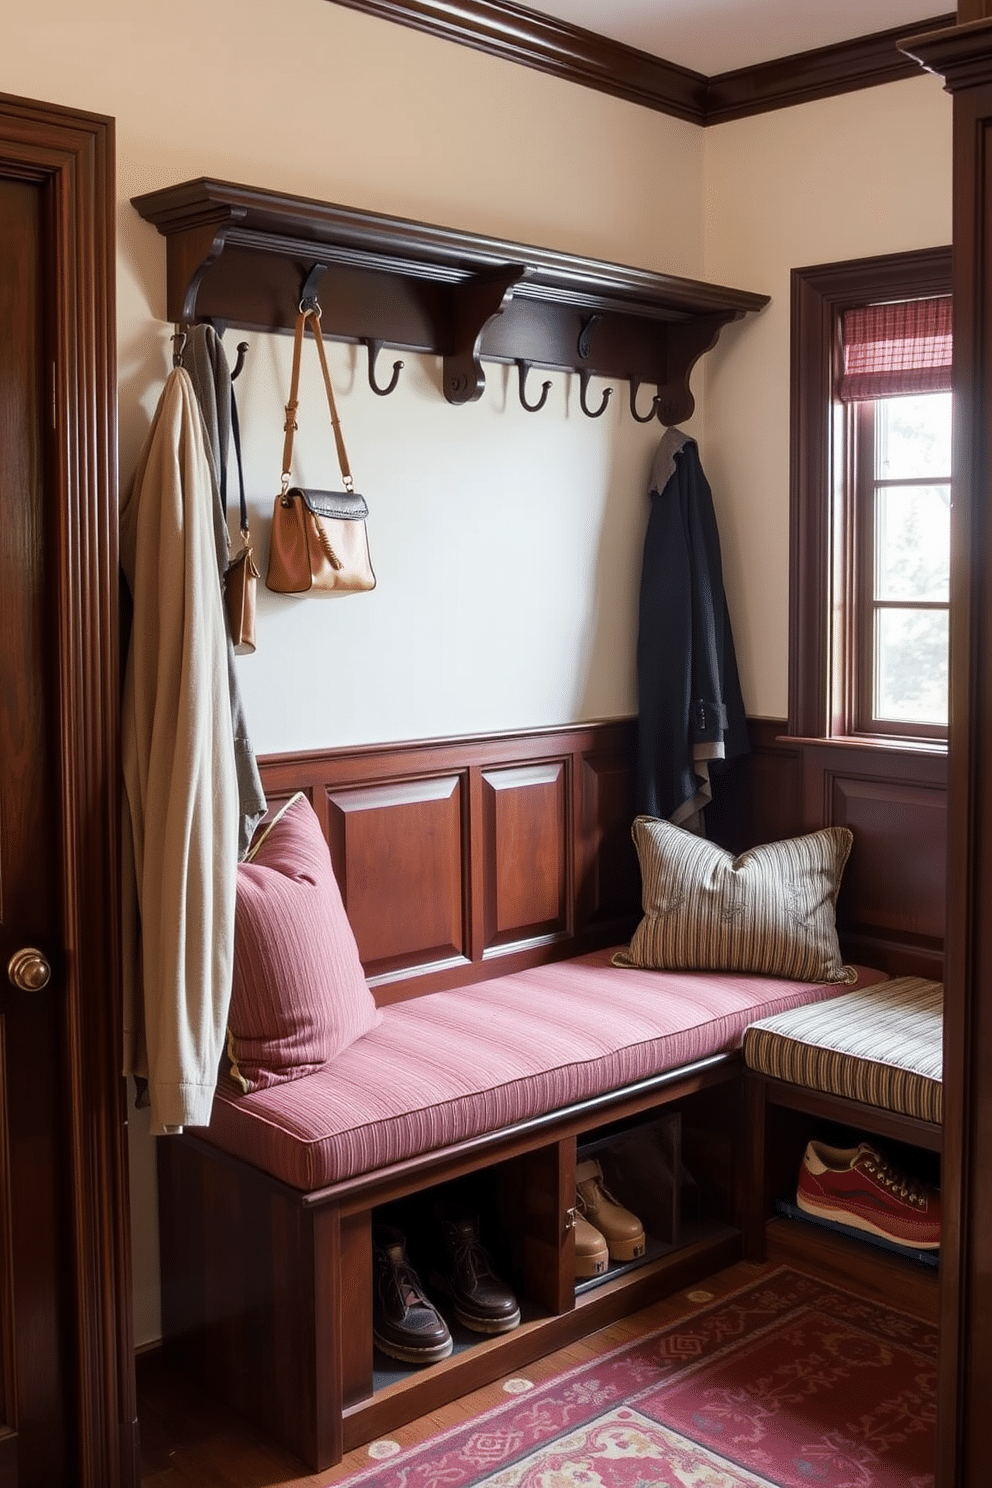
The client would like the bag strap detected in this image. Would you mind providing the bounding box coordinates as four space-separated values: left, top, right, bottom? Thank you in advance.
230 380 250 540
281 307 353 495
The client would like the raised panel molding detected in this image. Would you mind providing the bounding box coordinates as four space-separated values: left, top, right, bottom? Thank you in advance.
579 752 639 928
256 721 944 988
794 739 947 975
830 775 947 944
325 774 466 985
480 760 568 956
257 721 638 998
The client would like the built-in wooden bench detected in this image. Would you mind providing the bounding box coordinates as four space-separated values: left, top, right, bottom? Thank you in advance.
741 976 943 1306
155 722 942 1471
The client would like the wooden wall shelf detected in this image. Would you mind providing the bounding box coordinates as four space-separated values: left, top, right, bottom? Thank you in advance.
131 177 769 423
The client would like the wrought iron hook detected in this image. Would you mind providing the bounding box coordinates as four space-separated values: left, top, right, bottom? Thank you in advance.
628 378 661 424
364 339 404 396
230 341 250 382
578 369 613 419
516 360 552 413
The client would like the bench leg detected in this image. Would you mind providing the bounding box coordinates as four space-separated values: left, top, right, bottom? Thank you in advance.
741 1074 769 1261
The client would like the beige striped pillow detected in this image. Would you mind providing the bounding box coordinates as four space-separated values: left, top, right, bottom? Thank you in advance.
613 817 856 983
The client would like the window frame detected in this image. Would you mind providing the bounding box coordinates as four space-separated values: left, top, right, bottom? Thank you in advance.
789 247 952 745
852 396 951 740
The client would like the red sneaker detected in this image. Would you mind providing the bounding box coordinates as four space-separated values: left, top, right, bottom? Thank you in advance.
796 1140 940 1250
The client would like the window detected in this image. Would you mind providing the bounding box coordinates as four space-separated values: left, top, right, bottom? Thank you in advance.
790 248 952 746
851 391 951 735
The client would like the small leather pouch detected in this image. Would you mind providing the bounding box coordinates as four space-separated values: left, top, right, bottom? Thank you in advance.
225 535 262 650
224 375 260 650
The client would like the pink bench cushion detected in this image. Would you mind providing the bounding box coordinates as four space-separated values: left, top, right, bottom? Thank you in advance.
203 949 887 1191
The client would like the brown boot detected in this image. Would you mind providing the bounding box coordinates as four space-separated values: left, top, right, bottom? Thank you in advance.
576 1158 646 1262
573 1212 609 1278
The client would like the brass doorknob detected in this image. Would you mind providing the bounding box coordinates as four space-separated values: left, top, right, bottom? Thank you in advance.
8 948 52 991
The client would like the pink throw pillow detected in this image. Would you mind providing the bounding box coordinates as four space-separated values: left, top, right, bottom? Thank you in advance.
227 792 381 1092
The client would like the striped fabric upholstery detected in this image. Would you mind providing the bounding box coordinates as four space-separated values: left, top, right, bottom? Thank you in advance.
227 794 382 1092
203 948 888 1191
614 818 856 984
743 976 943 1123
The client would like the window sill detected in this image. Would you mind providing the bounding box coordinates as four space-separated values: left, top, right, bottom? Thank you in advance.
777 733 947 758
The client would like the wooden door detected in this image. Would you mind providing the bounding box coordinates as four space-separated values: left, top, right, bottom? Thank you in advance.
0 93 134 1487
0 171 76 1488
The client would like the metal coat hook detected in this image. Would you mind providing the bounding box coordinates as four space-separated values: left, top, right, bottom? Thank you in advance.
299 262 327 315
578 369 613 419
364 339 404 396
230 341 250 382
577 314 600 362
516 360 552 413
171 326 187 367
629 378 661 424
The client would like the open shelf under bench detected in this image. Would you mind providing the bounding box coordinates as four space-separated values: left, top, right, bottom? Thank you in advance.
157 1061 746 1472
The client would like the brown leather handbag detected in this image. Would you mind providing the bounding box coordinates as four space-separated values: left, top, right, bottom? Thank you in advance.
266 307 376 596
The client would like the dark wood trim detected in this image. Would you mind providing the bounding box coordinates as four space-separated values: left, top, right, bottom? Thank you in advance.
257 719 642 1001
131 178 767 425
326 0 707 122
788 247 952 741
0 92 134 1487
901 18 992 1487
325 1 954 124
705 15 956 124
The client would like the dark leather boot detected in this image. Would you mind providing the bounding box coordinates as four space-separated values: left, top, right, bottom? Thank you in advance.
429 1204 521 1334
372 1224 453 1365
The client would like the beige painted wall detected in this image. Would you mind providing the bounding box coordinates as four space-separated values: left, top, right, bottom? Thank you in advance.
1 5 953 1348
701 74 953 719
4 0 707 1347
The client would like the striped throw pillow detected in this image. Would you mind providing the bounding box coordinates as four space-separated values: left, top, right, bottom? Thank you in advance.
227 792 381 1093
613 817 856 984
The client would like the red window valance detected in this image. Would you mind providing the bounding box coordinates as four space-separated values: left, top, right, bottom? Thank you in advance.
839 296 952 402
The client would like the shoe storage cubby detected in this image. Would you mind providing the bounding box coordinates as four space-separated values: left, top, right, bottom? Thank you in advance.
157 1068 748 1470
341 1079 746 1435
745 1074 943 1315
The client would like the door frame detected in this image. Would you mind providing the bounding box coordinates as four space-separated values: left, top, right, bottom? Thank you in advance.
0 92 135 1487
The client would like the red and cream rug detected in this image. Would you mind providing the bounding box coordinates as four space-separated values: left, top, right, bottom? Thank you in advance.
342 1267 936 1487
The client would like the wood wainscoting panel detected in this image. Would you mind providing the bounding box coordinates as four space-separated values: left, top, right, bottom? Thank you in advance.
325 774 468 984
578 748 640 930
480 760 568 957
798 739 947 976
256 721 640 1001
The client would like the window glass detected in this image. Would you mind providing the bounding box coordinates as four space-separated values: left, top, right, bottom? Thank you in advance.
863 391 951 736
874 486 950 602
875 393 951 481
874 608 949 726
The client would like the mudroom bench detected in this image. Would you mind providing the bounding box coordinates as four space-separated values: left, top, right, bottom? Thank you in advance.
740 974 943 1313
159 950 885 1471
155 723 899 1472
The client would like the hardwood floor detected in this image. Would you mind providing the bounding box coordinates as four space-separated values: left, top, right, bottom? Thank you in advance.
137 1241 939 1486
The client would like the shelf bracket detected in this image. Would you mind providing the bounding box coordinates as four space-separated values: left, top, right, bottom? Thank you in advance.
654 314 743 426
443 266 525 405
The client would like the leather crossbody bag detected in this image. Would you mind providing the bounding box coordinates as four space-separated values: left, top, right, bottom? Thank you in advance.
265 307 376 595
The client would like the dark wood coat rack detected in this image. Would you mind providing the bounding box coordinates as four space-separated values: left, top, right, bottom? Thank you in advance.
132 178 768 424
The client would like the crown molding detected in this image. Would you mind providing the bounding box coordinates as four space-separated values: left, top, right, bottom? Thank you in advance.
327 1 955 123
706 13 955 123
899 15 992 91
329 0 706 121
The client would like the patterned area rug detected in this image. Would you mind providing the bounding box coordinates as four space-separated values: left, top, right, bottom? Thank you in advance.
342 1267 936 1488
